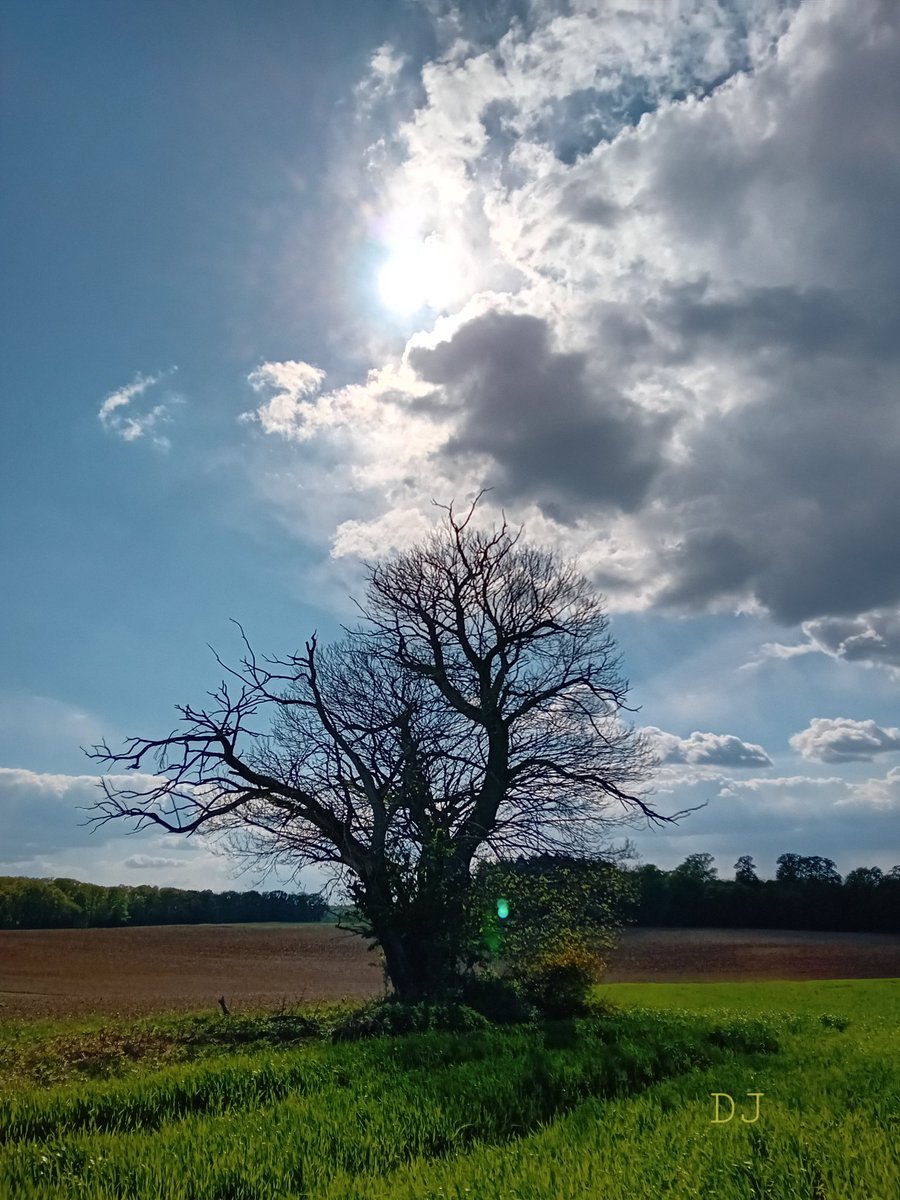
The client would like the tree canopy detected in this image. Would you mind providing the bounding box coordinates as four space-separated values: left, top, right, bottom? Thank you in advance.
0 877 326 930
628 853 900 932
87 495 677 999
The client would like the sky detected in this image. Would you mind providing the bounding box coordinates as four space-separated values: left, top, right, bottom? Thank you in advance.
2 0 899 896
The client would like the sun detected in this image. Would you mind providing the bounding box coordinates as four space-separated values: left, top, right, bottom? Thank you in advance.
377 227 461 316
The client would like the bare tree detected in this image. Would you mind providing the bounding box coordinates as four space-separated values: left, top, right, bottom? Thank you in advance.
86 494 680 999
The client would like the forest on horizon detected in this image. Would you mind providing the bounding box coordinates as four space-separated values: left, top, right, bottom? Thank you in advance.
1 850 897 934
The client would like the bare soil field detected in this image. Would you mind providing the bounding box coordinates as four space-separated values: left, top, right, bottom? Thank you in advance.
601 926 900 983
1 924 898 1021
0 924 385 1021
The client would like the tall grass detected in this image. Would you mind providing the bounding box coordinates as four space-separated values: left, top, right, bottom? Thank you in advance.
1 981 896 1199
1 1010 777 1198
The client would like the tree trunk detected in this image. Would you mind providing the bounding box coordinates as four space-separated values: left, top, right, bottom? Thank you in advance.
378 928 420 1001
377 924 461 1001
357 852 473 1002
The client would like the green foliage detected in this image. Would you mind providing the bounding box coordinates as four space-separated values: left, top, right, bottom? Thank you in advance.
775 852 841 885
515 939 603 1018
627 852 900 931
2 981 897 1197
0 876 327 930
672 851 717 882
184 1013 324 1047
818 1012 850 1030
0 1005 355 1090
0 879 82 929
733 854 759 884
344 824 477 1000
0 1004 785 1198
331 999 489 1042
844 866 883 889
468 854 634 1016
457 975 537 1026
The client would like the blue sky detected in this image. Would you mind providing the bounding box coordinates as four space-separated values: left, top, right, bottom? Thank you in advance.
2 0 899 895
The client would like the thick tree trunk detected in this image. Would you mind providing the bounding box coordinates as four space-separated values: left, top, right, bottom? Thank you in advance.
378 928 420 1000
358 852 474 1002
377 924 461 1000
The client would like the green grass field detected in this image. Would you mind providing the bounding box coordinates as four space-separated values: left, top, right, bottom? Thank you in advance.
1 980 896 1198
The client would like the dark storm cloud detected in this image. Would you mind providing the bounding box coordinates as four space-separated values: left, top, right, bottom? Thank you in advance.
801 611 900 670
656 531 763 610
610 0 900 625
420 1 900 626
656 282 900 366
642 0 900 300
652 357 900 623
408 311 674 522
290 0 900 635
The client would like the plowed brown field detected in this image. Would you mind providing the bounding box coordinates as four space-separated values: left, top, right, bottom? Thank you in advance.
601 926 900 983
1 924 898 1021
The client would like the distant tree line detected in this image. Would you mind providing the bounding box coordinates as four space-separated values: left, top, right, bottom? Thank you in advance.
0 877 328 930
628 853 900 933
3 852 896 934
481 851 899 936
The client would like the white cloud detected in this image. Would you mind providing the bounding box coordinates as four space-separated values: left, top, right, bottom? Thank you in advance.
0 766 163 857
330 505 440 562
0 767 284 889
790 717 900 763
243 360 327 439
371 43 405 82
718 775 845 796
645 726 772 768
98 374 154 421
744 639 818 668
123 854 186 870
230 0 900 667
238 0 900 641
0 766 119 798
842 767 900 811
353 41 410 130
98 369 179 448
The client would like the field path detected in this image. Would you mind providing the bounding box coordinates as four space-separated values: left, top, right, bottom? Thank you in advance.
1 924 898 1020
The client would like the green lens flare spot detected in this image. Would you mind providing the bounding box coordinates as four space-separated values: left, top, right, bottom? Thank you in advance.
496 898 509 919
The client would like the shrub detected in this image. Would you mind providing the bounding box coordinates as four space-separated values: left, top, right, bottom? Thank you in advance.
185 1014 323 1047
819 1013 850 1031
331 999 488 1042
515 940 603 1019
458 974 538 1025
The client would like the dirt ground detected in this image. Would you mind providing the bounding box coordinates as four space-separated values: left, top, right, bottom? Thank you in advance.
601 926 900 983
1 923 898 1021
0 924 385 1021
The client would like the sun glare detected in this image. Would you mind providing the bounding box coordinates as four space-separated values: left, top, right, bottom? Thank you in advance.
377 230 460 316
